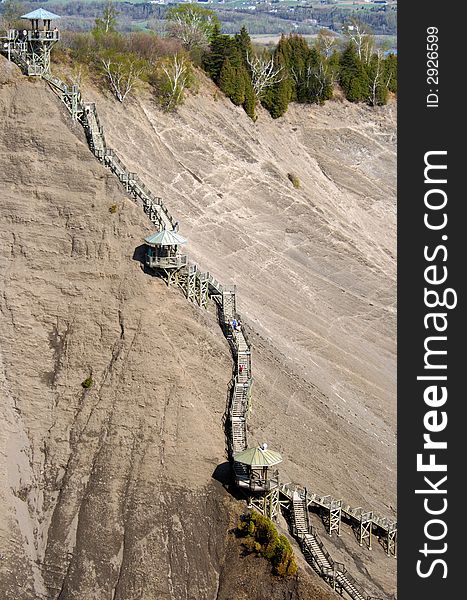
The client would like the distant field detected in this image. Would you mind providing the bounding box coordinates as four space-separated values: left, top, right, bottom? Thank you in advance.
251 33 318 46
252 32 396 49
19 0 396 38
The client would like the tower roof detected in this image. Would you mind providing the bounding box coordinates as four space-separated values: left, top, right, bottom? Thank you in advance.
144 229 187 247
233 445 283 467
21 9 61 21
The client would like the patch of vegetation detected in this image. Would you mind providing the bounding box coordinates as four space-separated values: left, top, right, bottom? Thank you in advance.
109 203 118 213
236 511 297 577
81 376 94 389
202 21 396 119
287 173 300 189
47 2 396 118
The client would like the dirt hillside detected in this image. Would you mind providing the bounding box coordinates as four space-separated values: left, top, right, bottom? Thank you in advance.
0 55 396 599
79 72 397 597
86 75 396 508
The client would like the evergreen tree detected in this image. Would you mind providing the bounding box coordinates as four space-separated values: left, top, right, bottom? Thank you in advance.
328 48 341 85
275 34 311 102
219 59 246 106
243 76 257 121
339 42 370 103
261 55 292 119
301 47 333 104
219 58 236 98
235 26 252 65
230 67 247 106
203 24 239 83
384 53 397 94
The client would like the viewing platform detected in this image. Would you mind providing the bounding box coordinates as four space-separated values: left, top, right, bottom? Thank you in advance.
144 228 188 286
0 8 61 75
233 445 281 488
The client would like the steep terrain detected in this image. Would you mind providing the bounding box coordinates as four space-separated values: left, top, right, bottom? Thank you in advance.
79 73 397 597
0 55 396 599
1 59 319 600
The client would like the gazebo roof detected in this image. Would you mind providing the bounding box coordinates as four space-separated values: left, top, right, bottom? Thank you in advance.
21 8 61 21
233 445 283 467
145 229 187 247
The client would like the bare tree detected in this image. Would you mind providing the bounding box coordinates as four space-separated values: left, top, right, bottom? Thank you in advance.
312 59 332 98
159 54 193 111
291 58 331 101
368 49 385 106
94 0 118 34
70 64 89 87
246 52 285 99
345 20 374 63
317 28 337 59
166 5 219 50
101 53 145 103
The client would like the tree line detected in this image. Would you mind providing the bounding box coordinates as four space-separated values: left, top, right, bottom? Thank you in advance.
7 1 396 118
201 16 397 119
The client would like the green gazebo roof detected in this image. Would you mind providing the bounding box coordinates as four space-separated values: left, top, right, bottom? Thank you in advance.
21 9 61 21
233 445 283 467
145 229 187 247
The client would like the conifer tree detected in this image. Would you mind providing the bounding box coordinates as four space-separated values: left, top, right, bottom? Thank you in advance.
219 59 247 106
339 42 370 103
203 25 240 83
219 58 236 98
230 66 247 106
261 54 292 119
235 26 252 65
384 52 397 94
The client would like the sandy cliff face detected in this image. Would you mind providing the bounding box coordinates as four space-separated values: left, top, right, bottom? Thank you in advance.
80 75 397 596
1 55 396 599
86 76 396 510
0 59 236 600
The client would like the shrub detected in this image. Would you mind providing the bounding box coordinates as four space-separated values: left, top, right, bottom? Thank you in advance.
81 376 94 389
109 204 118 213
271 535 297 577
149 53 195 112
236 512 297 577
287 173 300 188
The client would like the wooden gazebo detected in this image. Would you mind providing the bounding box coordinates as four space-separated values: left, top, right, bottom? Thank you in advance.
233 443 282 520
144 228 188 285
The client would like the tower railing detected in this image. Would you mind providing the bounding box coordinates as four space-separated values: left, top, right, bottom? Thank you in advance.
27 30 60 41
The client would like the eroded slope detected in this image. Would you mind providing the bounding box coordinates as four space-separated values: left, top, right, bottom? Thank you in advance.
81 76 397 596
0 62 235 600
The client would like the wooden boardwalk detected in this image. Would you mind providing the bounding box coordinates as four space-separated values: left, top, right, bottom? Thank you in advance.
0 59 397 599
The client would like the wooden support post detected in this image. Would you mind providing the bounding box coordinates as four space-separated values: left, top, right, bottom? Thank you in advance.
328 499 342 537
165 269 178 288
71 85 79 121
359 511 373 550
187 269 196 304
386 524 397 557
250 487 279 521
197 273 208 309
